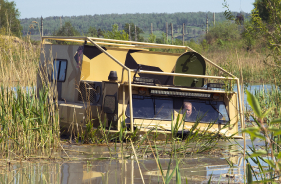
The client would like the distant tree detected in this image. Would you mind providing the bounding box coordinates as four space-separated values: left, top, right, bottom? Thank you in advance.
0 0 22 36
97 28 104 37
87 26 97 37
54 21 80 36
206 21 240 44
148 33 156 43
53 22 80 44
123 23 144 41
103 24 128 40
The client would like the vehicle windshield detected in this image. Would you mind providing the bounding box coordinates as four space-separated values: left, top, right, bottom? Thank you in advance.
126 95 230 124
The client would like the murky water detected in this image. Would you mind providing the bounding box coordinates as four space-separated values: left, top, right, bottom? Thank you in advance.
0 138 266 184
1 84 274 184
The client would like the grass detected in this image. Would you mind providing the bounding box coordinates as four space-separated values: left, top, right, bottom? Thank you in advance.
0 28 60 159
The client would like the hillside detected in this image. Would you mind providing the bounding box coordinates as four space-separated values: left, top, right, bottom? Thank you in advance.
20 11 249 40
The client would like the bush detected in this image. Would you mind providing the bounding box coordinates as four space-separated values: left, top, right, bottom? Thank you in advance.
206 21 240 44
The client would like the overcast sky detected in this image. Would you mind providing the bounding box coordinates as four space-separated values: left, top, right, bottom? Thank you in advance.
11 0 255 19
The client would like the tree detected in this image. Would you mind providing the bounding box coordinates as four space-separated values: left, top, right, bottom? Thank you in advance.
253 0 270 22
103 24 128 40
54 21 80 36
87 26 97 37
123 23 144 41
53 22 80 44
97 29 103 37
248 0 281 87
0 0 22 36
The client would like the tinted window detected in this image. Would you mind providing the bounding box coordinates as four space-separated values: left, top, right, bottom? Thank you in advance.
52 59 67 82
52 60 60 81
126 96 155 119
155 98 173 120
58 61 67 81
126 95 230 124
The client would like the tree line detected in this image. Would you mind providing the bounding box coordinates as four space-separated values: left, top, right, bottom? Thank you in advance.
21 12 249 36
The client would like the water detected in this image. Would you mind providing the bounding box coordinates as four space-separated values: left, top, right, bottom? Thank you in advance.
0 142 243 184
1 138 265 184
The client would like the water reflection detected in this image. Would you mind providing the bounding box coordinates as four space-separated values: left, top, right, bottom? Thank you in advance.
1 140 252 184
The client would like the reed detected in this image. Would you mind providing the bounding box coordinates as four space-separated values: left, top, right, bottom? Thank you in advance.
242 90 281 183
0 29 60 159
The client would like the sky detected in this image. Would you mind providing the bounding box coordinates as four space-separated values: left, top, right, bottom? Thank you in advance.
11 0 255 19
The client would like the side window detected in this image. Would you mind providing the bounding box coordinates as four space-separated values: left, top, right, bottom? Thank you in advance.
52 59 67 82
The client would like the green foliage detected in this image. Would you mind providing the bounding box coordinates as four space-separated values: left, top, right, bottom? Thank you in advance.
54 21 80 36
254 0 270 22
201 39 209 50
21 12 248 36
103 24 128 40
87 26 97 37
0 0 22 37
52 21 80 44
242 91 281 183
123 23 144 41
0 86 60 157
247 0 281 71
222 0 236 21
246 163 253 184
206 21 240 44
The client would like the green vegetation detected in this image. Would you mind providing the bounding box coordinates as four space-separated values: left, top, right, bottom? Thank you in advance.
0 86 60 157
242 91 281 183
0 0 22 36
21 12 249 40
103 24 129 40
0 27 60 159
54 21 80 36
123 22 144 41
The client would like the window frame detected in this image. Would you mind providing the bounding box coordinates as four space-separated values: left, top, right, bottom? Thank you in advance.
51 59 68 82
126 95 230 124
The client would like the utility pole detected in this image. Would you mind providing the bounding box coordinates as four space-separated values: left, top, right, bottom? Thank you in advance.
213 12 215 26
182 23 185 45
129 24 131 41
166 22 168 42
206 15 208 34
135 24 137 41
171 23 173 45
41 16 43 38
0 5 1 28
60 17 62 29
10 13 12 30
151 23 153 35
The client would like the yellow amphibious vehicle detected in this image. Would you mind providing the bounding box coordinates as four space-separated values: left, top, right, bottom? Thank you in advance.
39 36 244 138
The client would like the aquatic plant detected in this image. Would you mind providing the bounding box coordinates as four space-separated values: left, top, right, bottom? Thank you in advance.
242 91 281 183
0 27 61 159
0 86 60 158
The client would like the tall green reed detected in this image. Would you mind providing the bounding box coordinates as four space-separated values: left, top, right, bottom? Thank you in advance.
0 26 60 159
242 90 281 183
0 85 60 158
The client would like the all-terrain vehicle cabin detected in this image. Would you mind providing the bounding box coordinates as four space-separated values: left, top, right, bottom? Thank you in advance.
38 36 244 139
